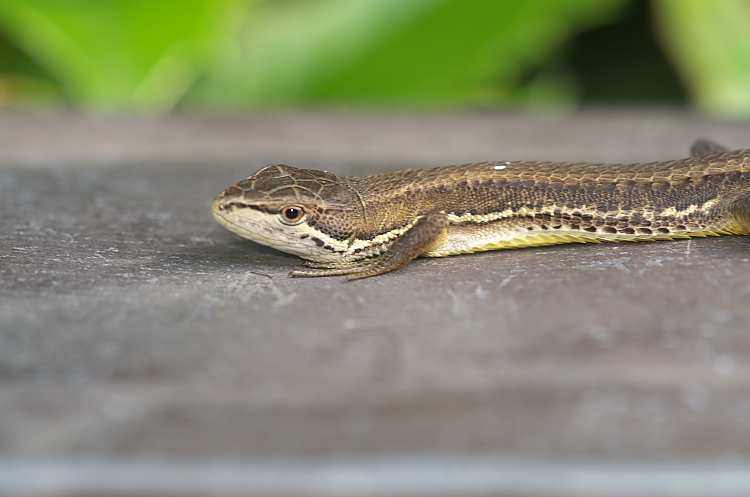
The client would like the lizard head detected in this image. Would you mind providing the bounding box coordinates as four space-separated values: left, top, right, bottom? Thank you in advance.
212 164 365 261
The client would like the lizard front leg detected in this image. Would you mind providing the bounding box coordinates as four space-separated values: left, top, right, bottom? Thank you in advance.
290 212 449 280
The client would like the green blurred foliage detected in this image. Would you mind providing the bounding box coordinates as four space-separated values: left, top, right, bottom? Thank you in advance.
187 0 625 109
0 0 748 115
0 0 244 111
653 0 750 117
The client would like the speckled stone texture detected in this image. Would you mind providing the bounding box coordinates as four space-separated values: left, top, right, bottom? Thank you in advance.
2 111 750 496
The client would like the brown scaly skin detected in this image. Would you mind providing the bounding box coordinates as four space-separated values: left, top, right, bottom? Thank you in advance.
212 140 750 280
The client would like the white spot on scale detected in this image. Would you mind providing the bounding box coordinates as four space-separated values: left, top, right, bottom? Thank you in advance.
494 165 506 170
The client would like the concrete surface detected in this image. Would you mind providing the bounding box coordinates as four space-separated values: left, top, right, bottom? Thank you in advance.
2 110 750 496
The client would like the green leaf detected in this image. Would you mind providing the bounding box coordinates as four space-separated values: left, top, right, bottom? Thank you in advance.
654 0 750 116
187 0 628 109
0 0 247 112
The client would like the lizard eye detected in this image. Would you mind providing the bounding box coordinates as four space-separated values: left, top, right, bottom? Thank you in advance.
280 205 306 225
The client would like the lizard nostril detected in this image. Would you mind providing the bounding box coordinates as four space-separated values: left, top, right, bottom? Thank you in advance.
215 198 237 211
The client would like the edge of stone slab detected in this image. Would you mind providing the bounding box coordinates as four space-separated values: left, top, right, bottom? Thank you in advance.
1 109 749 169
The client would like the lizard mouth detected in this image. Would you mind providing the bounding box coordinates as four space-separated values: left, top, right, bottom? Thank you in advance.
212 205 343 262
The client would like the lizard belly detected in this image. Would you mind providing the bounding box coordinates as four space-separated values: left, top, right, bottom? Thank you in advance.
422 220 592 257
421 218 735 257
